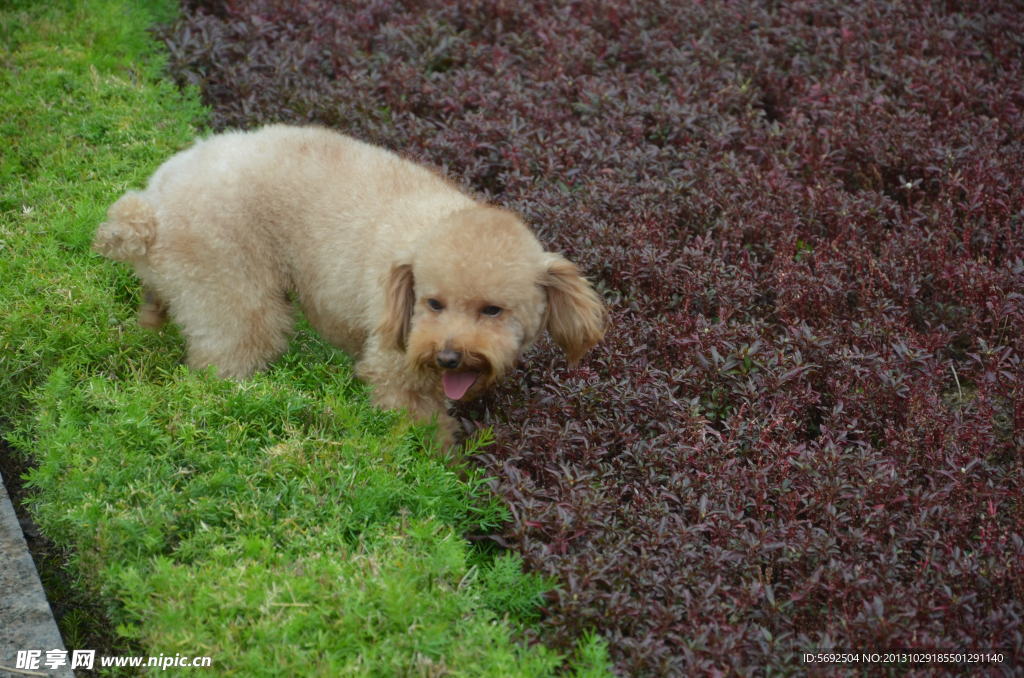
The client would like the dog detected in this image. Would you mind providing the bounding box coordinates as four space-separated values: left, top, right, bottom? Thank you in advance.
93 125 607 446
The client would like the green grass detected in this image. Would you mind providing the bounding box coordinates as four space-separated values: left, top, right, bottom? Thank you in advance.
0 1 611 674
0 0 205 409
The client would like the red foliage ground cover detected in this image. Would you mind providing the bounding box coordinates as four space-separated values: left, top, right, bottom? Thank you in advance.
161 1 1023 673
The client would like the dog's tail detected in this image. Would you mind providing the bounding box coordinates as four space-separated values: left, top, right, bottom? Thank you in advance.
92 191 158 262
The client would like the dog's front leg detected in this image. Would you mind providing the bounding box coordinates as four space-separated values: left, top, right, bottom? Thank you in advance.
371 385 457 450
355 355 456 449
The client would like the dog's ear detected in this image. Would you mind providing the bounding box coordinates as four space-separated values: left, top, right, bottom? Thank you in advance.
540 253 608 365
379 263 415 352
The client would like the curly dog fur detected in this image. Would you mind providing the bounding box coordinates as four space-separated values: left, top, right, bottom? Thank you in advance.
94 125 606 445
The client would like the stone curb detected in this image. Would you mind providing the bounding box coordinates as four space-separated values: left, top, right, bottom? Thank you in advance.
0 471 74 678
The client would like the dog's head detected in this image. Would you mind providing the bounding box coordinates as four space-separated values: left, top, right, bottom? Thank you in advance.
378 206 607 401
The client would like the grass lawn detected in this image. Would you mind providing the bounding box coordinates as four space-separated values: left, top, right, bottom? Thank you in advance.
0 0 610 674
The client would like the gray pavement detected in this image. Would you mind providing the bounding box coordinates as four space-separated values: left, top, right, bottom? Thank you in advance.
0 471 74 678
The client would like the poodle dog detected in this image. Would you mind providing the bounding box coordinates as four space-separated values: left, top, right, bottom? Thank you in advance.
93 125 607 445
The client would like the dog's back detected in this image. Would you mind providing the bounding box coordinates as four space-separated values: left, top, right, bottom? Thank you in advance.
96 125 471 268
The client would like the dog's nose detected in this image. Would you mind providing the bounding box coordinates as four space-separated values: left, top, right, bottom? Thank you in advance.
436 349 463 370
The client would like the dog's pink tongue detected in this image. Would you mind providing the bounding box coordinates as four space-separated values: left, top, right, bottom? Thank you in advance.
442 372 478 400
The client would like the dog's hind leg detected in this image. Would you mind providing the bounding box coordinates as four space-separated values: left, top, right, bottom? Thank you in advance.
137 287 169 329
174 289 296 380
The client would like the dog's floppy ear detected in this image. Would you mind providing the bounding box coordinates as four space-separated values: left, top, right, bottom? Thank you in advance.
540 253 608 365
379 263 415 351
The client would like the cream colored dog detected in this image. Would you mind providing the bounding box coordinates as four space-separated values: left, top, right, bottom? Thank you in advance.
94 125 606 445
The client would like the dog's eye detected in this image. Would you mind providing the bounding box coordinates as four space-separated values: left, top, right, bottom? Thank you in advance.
481 305 503 317
427 298 445 311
